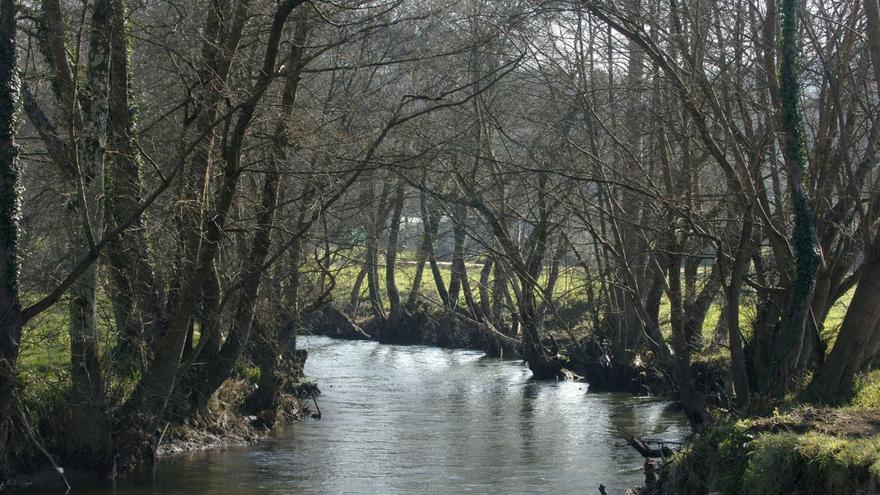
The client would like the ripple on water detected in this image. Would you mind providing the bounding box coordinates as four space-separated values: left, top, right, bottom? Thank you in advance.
36 335 687 495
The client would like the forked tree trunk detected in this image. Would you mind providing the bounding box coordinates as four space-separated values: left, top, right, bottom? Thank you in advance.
184 5 306 409
123 0 304 423
806 231 880 403
803 0 880 404
518 277 562 379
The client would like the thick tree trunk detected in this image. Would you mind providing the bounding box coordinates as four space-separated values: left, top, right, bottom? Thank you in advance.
798 0 880 404
667 252 709 429
68 0 113 458
247 317 283 415
348 266 367 315
185 6 306 408
0 0 23 476
765 0 821 399
682 261 719 351
806 232 880 404
725 216 753 409
104 0 162 368
124 0 303 423
186 121 282 410
121 0 247 422
796 0 880 400
518 278 563 379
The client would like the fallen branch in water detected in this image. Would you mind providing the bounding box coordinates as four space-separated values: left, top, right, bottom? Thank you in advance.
309 388 322 419
619 430 677 458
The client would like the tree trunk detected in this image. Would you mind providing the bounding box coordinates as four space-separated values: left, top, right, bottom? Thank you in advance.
69 0 112 458
123 0 303 423
405 224 430 307
518 277 562 379
766 0 821 399
348 266 367 315
806 231 880 404
185 7 306 408
104 0 162 368
478 253 494 321
385 184 405 320
420 189 449 306
247 316 283 415
365 180 389 320
541 237 565 313
0 0 24 475
725 216 753 409
365 227 385 319
491 253 508 327
667 251 709 429
866 0 880 98
447 204 468 307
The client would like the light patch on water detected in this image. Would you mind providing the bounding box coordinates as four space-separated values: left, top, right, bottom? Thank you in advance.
36 336 687 494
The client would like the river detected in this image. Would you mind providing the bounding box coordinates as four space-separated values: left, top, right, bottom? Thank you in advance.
41 336 687 494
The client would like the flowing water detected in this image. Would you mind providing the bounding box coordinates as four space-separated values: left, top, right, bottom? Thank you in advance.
40 336 687 494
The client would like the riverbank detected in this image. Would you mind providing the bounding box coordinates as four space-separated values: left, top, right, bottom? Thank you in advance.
7 335 690 494
1 371 313 493
2 415 265 493
626 374 880 495
308 306 880 495
308 303 723 398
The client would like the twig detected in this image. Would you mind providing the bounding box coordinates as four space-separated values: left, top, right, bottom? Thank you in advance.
309 387 322 419
15 398 70 492
154 422 170 457
619 430 677 459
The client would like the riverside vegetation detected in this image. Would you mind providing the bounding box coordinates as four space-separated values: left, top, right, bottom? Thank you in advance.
1 0 880 493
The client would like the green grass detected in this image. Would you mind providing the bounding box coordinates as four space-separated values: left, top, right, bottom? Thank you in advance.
339 259 855 343
741 432 880 494
15 259 858 374
853 371 880 410
18 292 116 368
666 418 880 495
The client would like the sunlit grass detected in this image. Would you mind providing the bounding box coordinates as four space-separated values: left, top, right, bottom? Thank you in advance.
16 259 857 376
18 291 116 368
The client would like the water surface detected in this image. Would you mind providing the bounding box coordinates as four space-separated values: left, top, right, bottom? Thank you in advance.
46 336 687 494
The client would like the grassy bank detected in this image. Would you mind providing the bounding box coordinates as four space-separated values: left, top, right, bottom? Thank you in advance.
649 374 880 495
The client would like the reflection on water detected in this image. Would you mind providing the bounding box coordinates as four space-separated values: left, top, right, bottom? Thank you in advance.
41 336 687 494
